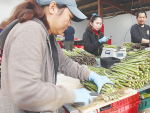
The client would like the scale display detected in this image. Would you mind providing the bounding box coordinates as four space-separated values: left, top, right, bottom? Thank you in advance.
116 53 123 57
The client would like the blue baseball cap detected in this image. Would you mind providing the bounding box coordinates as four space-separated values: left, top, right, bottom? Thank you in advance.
36 0 87 22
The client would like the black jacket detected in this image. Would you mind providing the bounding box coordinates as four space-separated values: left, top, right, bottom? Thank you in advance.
83 27 104 56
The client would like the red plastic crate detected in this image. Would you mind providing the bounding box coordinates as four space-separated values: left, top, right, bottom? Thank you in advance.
65 93 140 113
107 39 111 45
100 25 104 35
74 45 84 50
74 38 80 41
98 99 141 113
112 92 140 108
98 92 140 113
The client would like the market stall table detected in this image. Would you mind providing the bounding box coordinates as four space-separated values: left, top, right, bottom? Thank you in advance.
57 73 139 113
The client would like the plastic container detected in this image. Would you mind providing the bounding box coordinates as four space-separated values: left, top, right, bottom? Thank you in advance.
98 92 140 113
74 40 83 45
138 89 150 111
107 39 111 45
74 45 84 50
138 98 150 111
100 57 120 69
65 92 140 113
98 99 141 113
112 92 140 107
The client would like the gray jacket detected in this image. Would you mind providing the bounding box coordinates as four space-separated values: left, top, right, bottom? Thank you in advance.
0 19 91 113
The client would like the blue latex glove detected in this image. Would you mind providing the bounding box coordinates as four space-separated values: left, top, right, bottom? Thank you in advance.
73 88 93 106
99 36 110 43
89 71 115 94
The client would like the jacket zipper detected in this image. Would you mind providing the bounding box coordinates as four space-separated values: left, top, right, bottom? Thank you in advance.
33 18 56 84
47 37 56 84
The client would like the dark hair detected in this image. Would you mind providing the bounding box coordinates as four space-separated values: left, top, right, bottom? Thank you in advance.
136 11 147 18
1 0 66 30
56 4 66 9
87 14 103 29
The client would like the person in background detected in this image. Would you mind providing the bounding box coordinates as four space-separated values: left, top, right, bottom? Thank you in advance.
64 26 75 51
0 0 114 113
0 25 3 33
0 25 3 61
0 28 3 33
130 10 150 47
83 13 110 56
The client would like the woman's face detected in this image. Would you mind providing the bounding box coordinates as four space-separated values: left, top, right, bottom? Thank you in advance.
45 2 74 35
90 17 103 31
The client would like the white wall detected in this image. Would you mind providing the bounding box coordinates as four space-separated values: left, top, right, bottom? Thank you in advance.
71 11 150 45
71 20 89 39
0 0 24 23
103 11 150 45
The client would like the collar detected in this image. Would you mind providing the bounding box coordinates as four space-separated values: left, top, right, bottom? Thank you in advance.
92 29 99 36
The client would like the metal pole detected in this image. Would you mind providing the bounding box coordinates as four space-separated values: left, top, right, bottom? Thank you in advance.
98 0 103 18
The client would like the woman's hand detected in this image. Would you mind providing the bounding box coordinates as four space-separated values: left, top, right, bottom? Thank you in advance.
99 36 110 43
89 71 115 94
73 88 93 106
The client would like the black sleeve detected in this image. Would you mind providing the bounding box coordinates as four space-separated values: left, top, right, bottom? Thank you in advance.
130 25 142 43
0 27 3 33
83 32 103 53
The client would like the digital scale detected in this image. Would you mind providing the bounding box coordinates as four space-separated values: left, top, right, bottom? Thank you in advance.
101 47 126 59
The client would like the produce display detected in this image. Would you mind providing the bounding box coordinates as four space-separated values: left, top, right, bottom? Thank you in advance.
82 49 150 89
104 42 145 52
63 47 97 66
63 43 150 102
103 44 123 51
123 42 145 51
80 49 150 102
103 42 145 52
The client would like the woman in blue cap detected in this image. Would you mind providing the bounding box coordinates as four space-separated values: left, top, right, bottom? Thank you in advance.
0 0 114 113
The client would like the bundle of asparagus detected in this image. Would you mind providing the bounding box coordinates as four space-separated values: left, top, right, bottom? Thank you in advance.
82 66 125 89
63 47 97 66
103 44 123 51
123 42 145 52
81 65 123 102
104 43 145 52
81 80 122 102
